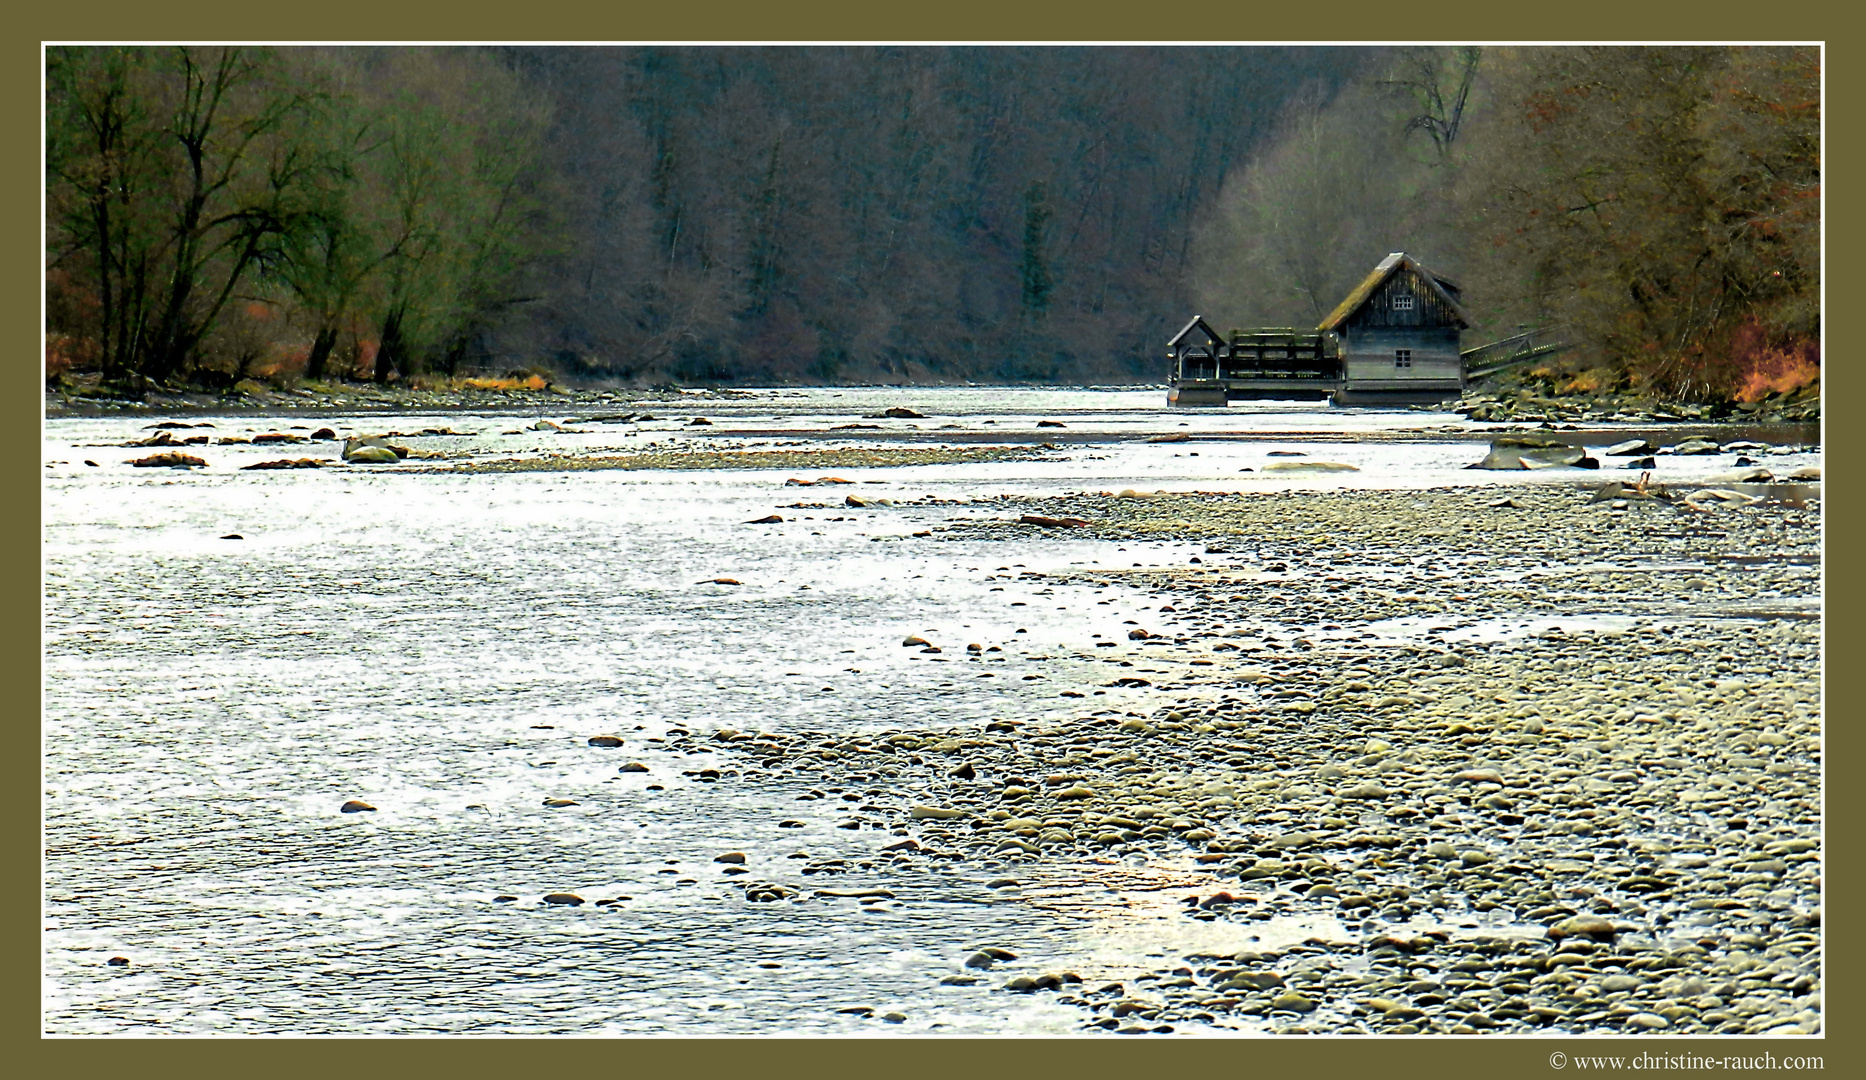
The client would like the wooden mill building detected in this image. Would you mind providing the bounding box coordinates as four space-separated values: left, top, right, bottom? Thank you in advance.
1166 252 1470 406
1317 252 1471 405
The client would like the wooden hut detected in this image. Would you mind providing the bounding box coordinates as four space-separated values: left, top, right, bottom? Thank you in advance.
1164 315 1229 405
1318 252 1470 405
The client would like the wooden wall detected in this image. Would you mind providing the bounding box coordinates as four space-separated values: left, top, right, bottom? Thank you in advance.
1339 325 1462 388
1343 267 1463 331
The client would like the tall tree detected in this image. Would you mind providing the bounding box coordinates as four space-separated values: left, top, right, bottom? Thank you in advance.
47 46 314 387
1462 46 1820 399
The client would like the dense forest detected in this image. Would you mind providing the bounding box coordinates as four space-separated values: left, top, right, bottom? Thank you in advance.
44 45 1819 402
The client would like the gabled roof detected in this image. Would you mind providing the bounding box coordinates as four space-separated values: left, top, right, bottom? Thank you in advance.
1318 253 1471 332
1168 315 1225 348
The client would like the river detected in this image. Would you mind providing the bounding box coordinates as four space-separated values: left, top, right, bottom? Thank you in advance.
41 388 1820 1034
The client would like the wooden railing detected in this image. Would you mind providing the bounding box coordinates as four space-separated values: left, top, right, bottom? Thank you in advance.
1461 325 1573 381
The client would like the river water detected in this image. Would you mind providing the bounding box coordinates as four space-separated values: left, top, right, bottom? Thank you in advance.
41 388 1819 1035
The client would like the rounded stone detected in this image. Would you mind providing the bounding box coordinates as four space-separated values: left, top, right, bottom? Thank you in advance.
1549 914 1620 941
339 800 376 814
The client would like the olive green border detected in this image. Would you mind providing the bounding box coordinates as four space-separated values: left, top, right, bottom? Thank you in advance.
9 2 1848 1075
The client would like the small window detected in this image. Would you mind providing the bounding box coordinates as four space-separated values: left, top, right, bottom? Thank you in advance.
1395 349 1413 368
1392 294 1415 310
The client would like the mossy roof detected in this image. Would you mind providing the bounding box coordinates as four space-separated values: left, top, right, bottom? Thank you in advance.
1318 252 1471 332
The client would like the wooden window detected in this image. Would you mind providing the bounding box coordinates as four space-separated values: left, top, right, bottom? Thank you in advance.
1392 294 1415 310
1394 349 1413 368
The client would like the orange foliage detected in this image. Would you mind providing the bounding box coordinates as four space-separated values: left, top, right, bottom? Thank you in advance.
249 344 310 382
1730 327 1820 403
352 339 380 380
461 375 549 391
45 334 98 377
1558 368 1616 395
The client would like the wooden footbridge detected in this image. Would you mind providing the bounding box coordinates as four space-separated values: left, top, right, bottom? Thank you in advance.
1459 325 1573 381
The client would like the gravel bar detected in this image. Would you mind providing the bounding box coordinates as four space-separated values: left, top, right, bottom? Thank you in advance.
705 482 1821 1035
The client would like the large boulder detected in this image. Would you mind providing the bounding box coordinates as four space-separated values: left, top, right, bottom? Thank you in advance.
342 436 407 462
1474 437 1584 470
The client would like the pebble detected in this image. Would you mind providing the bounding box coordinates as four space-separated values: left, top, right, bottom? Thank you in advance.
541 893 585 906
909 806 967 820
339 800 376 813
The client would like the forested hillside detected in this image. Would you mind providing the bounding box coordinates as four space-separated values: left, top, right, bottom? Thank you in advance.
45 45 1819 402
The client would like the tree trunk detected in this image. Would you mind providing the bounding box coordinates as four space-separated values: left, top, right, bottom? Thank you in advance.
304 324 338 382
375 310 404 384
440 333 471 379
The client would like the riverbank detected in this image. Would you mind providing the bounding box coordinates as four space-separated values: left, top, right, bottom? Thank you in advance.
699 483 1820 1035
46 374 1821 428
45 377 727 420
1449 368 1820 426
